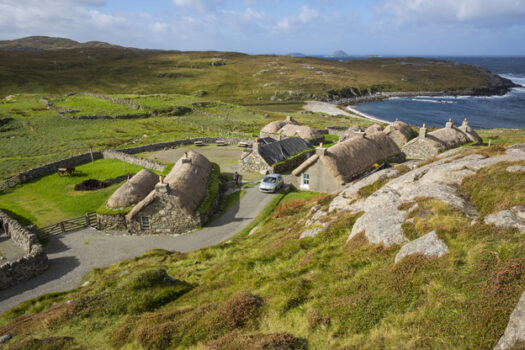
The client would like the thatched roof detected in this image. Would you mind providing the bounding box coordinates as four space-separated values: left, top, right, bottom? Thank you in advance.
278 124 323 141
257 137 313 165
339 126 363 142
128 151 212 218
260 116 299 134
294 133 402 185
107 169 159 208
365 124 384 135
384 120 413 146
401 124 475 158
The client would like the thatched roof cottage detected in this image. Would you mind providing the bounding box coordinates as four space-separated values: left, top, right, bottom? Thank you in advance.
125 151 220 234
106 169 159 208
383 120 414 147
239 137 314 174
401 118 481 159
292 132 404 193
260 116 324 144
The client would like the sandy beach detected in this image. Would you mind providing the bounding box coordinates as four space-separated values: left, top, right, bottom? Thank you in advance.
303 101 390 124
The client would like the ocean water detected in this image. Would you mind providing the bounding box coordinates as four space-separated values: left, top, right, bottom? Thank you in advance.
352 57 525 129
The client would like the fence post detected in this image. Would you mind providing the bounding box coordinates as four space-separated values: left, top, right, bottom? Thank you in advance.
60 222 65 233
86 213 91 227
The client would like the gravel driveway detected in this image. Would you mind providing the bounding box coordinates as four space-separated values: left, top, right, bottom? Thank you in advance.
0 186 276 313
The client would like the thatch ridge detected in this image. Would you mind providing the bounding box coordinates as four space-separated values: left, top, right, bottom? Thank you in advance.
320 133 401 184
365 124 384 135
384 120 413 146
292 154 319 176
340 126 363 142
260 117 299 134
107 169 159 208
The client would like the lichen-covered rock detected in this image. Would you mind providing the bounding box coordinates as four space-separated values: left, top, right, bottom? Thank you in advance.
507 165 525 173
394 231 449 263
329 168 400 212
494 291 525 350
339 147 525 247
485 205 525 234
300 227 324 239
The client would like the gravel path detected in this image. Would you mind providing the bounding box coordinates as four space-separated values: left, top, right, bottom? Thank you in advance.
0 187 276 313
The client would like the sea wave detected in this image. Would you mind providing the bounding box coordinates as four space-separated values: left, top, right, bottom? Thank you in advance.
500 73 525 87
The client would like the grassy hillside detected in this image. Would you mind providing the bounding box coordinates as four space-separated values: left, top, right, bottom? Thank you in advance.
0 48 510 105
0 36 122 51
1 159 523 349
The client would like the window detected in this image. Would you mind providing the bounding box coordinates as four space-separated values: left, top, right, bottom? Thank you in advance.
301 173 310 188
140 216 150 230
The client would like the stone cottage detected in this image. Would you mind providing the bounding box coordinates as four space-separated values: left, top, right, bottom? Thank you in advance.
125 151 219 235
401 118 481 159
291 132 404 193
260 116 325 144
239 137 314 174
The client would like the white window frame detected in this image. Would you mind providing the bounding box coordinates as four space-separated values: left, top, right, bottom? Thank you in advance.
140 216 150 230
301 173 310 189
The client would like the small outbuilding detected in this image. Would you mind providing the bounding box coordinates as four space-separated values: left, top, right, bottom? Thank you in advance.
260 116 324 144
292 132 404 193
401 118 481 159
106 169 159 209
239 137 314 174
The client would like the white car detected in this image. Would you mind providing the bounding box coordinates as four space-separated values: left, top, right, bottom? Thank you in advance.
259 174 284 193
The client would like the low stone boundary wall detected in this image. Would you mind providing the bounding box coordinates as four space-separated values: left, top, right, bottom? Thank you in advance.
102 150 166 172
63 113 149 120
0 210 48 290
0 137 253 192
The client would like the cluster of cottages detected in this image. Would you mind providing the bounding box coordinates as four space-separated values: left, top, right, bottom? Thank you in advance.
98 116 480 235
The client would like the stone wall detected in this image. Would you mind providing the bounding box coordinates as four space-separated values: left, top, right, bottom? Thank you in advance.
102 150 166 172
401 137 441 160
238 150 272 174
326 126 347 137
96 213 127 231
273 151 314 174
0 210 48 290
0 137 253 192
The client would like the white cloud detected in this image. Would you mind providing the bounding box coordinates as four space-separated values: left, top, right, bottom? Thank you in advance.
277 5 319 31
379 0 525 26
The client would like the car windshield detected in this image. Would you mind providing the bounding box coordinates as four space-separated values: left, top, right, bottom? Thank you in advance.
263 177 277 183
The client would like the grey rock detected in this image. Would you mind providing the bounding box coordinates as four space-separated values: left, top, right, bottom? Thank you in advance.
494 291 525 350
300 227 323 239
0 334 11 344
485 206 525 234
507 165 525 173
349 204 407 246
395 231 449 263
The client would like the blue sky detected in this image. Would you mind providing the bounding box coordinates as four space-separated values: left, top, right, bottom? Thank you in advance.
1 0 525 55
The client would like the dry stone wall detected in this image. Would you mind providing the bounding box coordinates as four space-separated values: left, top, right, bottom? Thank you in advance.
0 210 48 290
102 150 166 172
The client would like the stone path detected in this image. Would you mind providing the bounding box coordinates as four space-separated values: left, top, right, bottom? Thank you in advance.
0 187 276 313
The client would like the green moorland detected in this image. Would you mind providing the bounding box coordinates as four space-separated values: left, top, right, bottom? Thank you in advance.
1 161 524 349
0 48 510 105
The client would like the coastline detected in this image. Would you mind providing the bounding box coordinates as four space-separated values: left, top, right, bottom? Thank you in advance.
302 101 390 124
343 105 390 124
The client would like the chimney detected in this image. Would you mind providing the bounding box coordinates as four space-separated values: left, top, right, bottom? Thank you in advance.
252 138 259 152
459 118 471 132
356 131 366 138
419 123 427 138
445 118 453 129
155 182 169 194
159 175 164 184
182 152 192 163
316 143 326 156
286 115 292 122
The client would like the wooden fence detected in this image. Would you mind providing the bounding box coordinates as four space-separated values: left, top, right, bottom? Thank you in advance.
37 212 97 240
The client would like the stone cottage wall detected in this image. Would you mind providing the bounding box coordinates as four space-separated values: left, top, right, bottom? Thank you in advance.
0 210 48 290
97 213 127 231
401 138 441 159
238 150 272 174
272 151 314 174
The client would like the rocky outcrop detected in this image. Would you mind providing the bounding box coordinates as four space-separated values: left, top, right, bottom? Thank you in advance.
485 206 525 234
507 165 525 173
394 231 449 263
494 291 525 350
336 145 525 247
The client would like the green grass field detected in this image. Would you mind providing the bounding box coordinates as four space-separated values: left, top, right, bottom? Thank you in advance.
52 94 145 117
0 159 144 226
